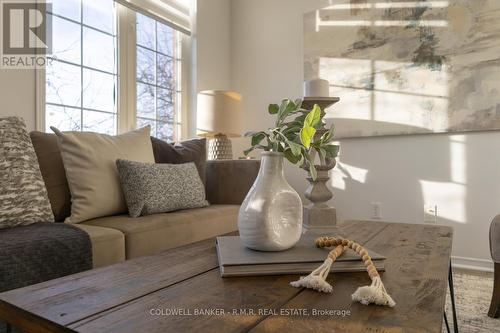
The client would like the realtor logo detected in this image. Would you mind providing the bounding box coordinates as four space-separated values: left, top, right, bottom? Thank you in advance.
1 0 52 68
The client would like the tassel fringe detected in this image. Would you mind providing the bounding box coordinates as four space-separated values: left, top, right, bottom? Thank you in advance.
291 236 395 307
351 276 396 307
290 258 333 293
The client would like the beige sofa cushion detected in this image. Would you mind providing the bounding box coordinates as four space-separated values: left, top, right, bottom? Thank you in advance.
51 126 155 224
73 224 126 268
82 205 239 259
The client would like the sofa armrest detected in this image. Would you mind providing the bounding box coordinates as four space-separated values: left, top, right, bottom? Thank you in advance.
490 214 500 263
205 160 260 205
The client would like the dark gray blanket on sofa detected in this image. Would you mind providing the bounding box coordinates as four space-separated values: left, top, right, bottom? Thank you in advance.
0 222 92 292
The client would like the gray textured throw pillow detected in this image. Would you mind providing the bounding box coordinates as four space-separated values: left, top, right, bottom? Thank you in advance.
0 117 54 228
116 159 209 217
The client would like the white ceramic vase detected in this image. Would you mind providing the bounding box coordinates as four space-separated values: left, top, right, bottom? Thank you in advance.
238 151 303 251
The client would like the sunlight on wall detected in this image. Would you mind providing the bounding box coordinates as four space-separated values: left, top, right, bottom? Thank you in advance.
316 1 449 31
450 135 467 185
373 60 449 128
331 162 369 191
418 135 468 224
325 1 449 10
319 57 449 132
317 18 448 28
419 180 466 223
319 57 372 121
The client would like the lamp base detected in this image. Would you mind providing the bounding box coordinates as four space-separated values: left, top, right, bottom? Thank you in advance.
208 134 233 160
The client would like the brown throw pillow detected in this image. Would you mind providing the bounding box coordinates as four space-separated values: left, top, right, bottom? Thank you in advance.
30 131 71 222
150 137 207 184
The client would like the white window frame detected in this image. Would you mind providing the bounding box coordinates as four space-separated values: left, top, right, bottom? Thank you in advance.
36 0 191 140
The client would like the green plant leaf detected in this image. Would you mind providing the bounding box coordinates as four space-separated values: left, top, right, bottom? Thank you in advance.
244 144 269 156
281 99 298 119
324 144 340 158
294 98 303 109
318 147 326 159
268 104 279 114
284 149 302 164
325 124 335 142
282 125 302 141
300 126 316 149
311 140 322 149
319 124 336 145
309 164 317 180
288 141 302 157
294 113 307 125
307 156 318 180
278 99 289 115
251 132 267 146
243 147 255 156
304 104 321 128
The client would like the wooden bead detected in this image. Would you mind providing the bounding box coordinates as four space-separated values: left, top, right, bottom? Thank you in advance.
368 267 378 277
312 236 383 283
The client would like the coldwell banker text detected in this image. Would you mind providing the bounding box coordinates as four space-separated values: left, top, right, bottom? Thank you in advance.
0 0 52 69
149 308 352 317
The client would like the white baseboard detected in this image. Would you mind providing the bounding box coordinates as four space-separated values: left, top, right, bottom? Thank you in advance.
451 256 494 272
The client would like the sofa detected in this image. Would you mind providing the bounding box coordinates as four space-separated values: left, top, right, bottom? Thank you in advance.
489 214 500 317
28 132 260 268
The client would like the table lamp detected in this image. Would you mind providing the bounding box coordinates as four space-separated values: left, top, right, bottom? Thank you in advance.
197 90 242 160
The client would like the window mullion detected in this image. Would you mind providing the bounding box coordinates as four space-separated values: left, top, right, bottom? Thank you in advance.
80 0 84 131
117 5 137 134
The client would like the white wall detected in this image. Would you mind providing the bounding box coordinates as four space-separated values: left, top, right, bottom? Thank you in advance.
0 69 36 131
230 0 499 270
196 0 231 91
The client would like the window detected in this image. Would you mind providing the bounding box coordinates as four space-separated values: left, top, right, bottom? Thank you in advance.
136 13 182 142
42 0 188 141
45 0 118 134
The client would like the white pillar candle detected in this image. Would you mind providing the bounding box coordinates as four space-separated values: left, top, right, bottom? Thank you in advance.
304 79 330 97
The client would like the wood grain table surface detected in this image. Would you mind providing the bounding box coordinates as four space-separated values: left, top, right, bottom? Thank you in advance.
0 220 453 333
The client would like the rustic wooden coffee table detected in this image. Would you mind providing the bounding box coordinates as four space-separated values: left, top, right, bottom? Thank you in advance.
0 220 453 333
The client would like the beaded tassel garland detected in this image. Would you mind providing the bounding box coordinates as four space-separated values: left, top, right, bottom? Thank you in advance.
290 236 395 307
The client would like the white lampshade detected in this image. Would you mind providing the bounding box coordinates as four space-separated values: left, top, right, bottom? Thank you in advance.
197 90 242 137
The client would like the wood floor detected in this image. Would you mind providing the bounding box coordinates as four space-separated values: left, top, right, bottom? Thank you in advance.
1 268 497 333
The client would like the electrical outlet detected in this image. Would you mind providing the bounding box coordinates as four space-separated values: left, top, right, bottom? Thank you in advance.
371 202 381 220
424 204 437 224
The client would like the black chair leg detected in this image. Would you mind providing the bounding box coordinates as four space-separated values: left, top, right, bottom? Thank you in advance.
6 323 12 333
449 262 459 333
444 312 450 333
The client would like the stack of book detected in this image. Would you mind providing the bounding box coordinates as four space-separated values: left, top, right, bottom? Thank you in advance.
216 235 385 277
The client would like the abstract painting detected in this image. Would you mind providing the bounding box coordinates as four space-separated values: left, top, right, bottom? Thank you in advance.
304 0 500 138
